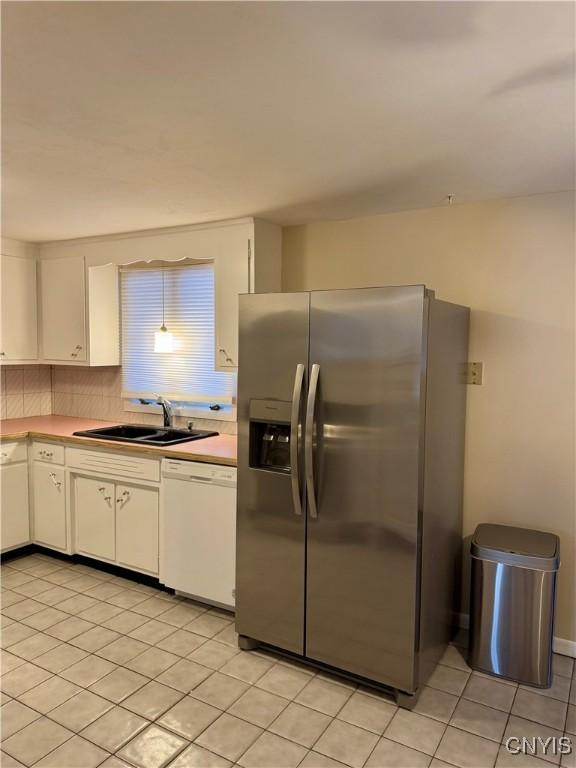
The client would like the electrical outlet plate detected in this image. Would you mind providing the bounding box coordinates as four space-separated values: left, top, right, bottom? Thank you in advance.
466 362 484 385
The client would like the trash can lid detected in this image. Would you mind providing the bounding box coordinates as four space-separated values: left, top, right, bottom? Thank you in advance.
471 524 560 570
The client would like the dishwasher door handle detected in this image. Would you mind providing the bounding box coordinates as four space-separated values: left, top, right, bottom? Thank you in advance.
161 473 213 483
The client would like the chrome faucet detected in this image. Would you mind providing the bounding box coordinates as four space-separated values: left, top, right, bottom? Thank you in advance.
153 394 174 427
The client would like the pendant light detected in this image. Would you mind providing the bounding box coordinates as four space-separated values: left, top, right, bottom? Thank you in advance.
154 267 174 353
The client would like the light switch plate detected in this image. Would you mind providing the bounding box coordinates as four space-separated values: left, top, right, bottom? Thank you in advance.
466 362 484 385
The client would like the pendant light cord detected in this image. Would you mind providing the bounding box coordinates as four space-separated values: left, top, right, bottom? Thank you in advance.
162 268 165 328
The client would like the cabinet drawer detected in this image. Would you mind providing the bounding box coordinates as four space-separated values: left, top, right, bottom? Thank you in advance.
0 441 28 464
67 447 160 482
32 442 65 465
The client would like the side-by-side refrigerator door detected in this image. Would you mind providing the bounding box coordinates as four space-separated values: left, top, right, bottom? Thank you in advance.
305 286 427 693
236 292 310 655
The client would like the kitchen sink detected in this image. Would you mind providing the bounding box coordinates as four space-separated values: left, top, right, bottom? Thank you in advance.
72 424 219 446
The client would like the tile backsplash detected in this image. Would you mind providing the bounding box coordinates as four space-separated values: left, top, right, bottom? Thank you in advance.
51 366 237 434
51 366 124 422
1 366 52 419
1 365 237 434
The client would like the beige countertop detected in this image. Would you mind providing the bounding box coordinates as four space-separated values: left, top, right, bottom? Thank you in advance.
0 415 237 467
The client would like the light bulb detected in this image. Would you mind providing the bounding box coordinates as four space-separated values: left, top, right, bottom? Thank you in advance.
154 324 174 353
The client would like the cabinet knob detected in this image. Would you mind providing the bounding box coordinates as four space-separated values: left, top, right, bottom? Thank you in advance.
0 352 5 356
49 472 62 489
117 489 131 505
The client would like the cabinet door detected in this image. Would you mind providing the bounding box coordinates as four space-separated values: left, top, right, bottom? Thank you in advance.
0 255 38 360
33 464 67 550
1 463 30 551
40 256 87 361
75 476 115 560
116 484 158 574
214 226 250 371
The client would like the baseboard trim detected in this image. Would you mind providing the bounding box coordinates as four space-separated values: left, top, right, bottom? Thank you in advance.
457 612 576 659
1 544 171 593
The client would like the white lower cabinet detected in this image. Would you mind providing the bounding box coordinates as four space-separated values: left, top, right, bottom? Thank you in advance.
33 464 67 550
116 484 159 574
1 462 30 551
75 476 116 561
73 473 159 575
2 439 168 578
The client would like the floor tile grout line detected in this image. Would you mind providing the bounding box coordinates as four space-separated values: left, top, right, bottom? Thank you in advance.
3 565 184 609
3 682 572 768
3 727 93 766
263 683 347 752
4 602 235 661
4 555 575 768
4 656 523 768
4 651 371 764
4 616 572 745
3 606 568 693
5 633 309 737
499 681 519 764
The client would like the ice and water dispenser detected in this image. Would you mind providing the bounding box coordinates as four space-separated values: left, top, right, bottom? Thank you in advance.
249 399 292 473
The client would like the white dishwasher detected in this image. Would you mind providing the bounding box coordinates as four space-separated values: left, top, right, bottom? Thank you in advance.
161 458 237 609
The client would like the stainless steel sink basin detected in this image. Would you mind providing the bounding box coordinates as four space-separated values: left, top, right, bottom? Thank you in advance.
72 424 219 446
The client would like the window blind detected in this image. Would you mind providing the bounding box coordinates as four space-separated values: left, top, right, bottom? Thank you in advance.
120 263 236 403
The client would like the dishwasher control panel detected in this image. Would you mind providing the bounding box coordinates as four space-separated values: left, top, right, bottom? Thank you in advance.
161 459 236 487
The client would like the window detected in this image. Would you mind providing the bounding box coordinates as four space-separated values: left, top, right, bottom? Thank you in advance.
120 262 236 414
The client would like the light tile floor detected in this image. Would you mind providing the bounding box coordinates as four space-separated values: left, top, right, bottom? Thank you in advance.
1 553 574 768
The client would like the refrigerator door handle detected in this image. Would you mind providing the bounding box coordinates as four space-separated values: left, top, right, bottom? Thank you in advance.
305 363 320 519
290 363 306 516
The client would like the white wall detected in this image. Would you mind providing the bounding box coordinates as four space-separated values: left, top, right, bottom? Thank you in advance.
283 191 575 644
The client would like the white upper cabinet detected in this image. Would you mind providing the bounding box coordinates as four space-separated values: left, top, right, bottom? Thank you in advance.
39 257 119 365
36 217 279 369
214 226 250 370
214 219 282 371
40 256 87 361
0 254 38 362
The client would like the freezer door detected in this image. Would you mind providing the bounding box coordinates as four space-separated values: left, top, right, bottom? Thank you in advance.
305 286 427 692
236 292 310 654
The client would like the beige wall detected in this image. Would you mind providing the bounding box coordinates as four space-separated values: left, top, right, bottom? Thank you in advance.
283 191 575 643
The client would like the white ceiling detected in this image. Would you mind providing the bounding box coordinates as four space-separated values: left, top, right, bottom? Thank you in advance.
2 1 574 243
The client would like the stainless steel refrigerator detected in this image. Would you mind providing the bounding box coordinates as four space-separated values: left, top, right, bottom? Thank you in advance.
236 285 469 706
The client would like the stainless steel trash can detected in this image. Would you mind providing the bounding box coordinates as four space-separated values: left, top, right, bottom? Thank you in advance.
468 523 560 687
